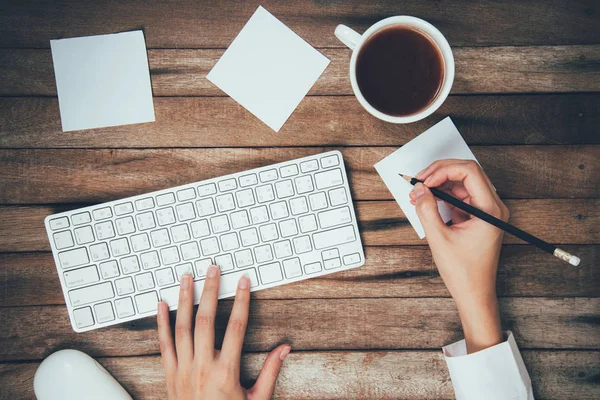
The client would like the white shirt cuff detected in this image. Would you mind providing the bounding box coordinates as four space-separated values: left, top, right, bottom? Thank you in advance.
443 331 533 400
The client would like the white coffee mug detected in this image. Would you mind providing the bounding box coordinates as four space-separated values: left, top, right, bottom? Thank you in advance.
335 16 455 123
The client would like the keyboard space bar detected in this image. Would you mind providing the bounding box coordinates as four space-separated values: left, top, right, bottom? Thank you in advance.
160 268 259 309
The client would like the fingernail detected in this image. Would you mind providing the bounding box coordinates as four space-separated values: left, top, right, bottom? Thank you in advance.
207 265 218 278
238 275 250 289
181 274 192 289
423 177 432 186
279 346 291 361
413 183 425 198
157 302 163 315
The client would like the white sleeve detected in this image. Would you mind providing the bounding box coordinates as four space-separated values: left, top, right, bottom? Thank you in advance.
443 331 534 400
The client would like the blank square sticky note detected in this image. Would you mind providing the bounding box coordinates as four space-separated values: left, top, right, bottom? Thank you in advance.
207 6 330 132
50 31 155 132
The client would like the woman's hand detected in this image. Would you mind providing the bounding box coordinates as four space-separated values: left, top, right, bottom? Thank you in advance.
409 159 509 353
157 267 291 399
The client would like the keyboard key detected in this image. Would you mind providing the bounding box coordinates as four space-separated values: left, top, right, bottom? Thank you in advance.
239 174 258 187
74 226 95 245
216 193 235 212
114 202 134 216
322 249 340 260
215 254 235 272
115 297 135 318
198 183 217 197
161 246 181 265
250 205 270 224
309 192 328 211
258 262 283 284
240 228 259 247
135 291 159 314
135 197 155 211
180 241 201 260
230 210 250 229
314 168 343 190
73 307 94 329
294 175 314 194
69 281 114 307
235 188 256 207
156 193 176 206
156 267 176 286
116 216 136 235
320 154 340 168
298 214 318 233
328 187 348 206
95 221 115 240
64 265 100 288
194 259 213 277
92 207 112 221
256 184 275 203
254 244 274 263
176 202 196 221
89 243 110 262
156 207 176 226
94 302 115 323
318 206 352 229
171 224 191 243
279 164 299 178
211 215 230 234
283 258 302 279
71 212 91 226
275 180 295 199
269 201 289 220
259 169 278 182
110 237 131 257
313 225 356 250
177 188 196 201
274 240 293 259
53 230 74 250
304 261 322 274
279 219 298 238
136 211 156 231
220 232 240 251
120 255 140 274
141 251 160 270
135 272 156 291
131 233 151 252
196 198 216 217
292 236 312 254
191 219 211 238
151 228 171 247
234 249 254 268
115 277 135 296
324 258 342 270
218 178 238 192
300 159 318 173
100 260 120 279
289 197 309 215
259 223 279 242
49 216 70 231
343 253 362 265
175 263 194 280
200 237 220 256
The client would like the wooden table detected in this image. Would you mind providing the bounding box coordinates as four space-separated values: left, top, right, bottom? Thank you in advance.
0 1 599 399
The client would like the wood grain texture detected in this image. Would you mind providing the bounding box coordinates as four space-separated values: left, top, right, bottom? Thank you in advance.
1 245 597 307
1 95 599 148
2 351 599 400
0 147 596 204
1 298 599 361
1 0 598 48
0 200 597 252
1 46 599 96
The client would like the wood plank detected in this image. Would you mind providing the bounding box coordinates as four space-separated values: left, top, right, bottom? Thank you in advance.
1 95 599 148
0 147 597 204
2 46 599 96
1 298 599 361
1 0 598 48
0 200 597 253
1 245 597 307
1 351 599 400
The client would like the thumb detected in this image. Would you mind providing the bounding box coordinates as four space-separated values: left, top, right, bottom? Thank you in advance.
413 183 447 238
248 344 291 400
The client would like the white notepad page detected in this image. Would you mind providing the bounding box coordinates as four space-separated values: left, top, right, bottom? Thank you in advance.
374 117 481 239
207 6 330 132
50 31 155 132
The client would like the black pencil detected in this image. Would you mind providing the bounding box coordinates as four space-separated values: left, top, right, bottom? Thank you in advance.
400 174 581 266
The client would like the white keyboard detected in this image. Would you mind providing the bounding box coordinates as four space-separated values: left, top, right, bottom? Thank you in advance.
45 151 365 332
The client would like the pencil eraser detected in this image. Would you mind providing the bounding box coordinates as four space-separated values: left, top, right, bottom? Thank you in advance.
569 256 581 266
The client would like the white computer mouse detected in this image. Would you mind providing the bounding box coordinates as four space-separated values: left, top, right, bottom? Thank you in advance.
34 349 133 400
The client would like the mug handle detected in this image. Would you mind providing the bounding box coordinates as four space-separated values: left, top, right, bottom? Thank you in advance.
334 24 362 50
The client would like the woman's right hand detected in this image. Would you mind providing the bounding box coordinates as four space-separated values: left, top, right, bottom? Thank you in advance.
409 160 510 353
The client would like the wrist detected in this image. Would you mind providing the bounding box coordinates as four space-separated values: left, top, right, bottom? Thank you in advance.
456 293 503 354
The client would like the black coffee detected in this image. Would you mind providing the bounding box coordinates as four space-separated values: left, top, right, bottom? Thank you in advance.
356 26 444 117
